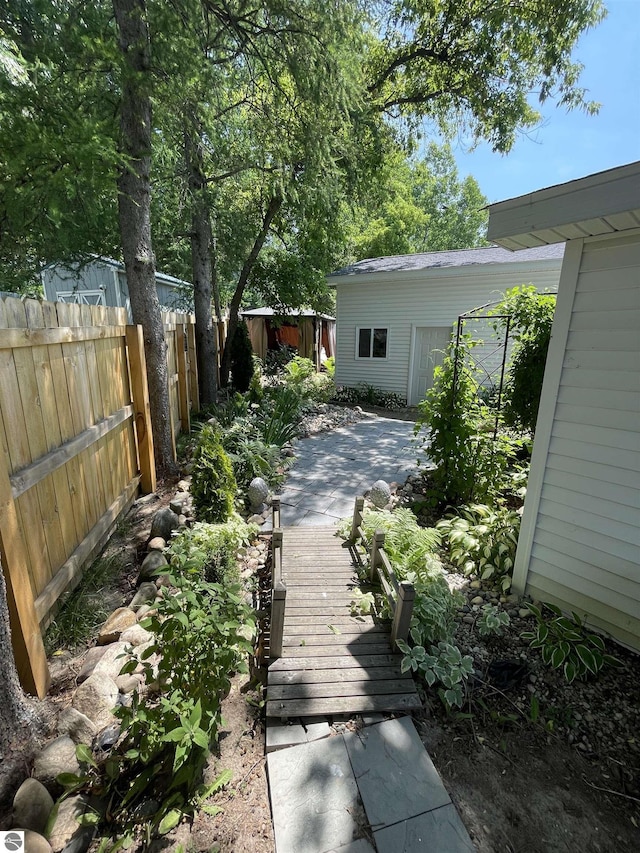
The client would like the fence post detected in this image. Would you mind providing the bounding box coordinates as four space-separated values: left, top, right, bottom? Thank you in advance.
176 323 190 434
350 496 365 543
0 452 50 697
391 581 415 649
186 320 199 414
271 582 286 660
125 325 156 494
370 530 385 582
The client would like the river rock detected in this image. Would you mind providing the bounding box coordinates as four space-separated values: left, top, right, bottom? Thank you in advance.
12 778 54 834
47 795 92 853
32 737 80 794
369 480 391 508
22 831 52 853
130 582 157 609
146 537 166 552
471 596 484 606
76 647 107 684
72 675 118 729
93 642 132 681
97 608 137 644
57 708 97 746
115 673 144 694
138 551 168 582
149 507 179 541
119 625 153 647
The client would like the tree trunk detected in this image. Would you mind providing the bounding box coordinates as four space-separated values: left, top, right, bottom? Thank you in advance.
113 0 176 478
186 129 218 407
0 562 42 761
220 193 282 386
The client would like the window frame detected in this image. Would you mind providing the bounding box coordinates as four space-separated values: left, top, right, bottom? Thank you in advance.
355 326 389 360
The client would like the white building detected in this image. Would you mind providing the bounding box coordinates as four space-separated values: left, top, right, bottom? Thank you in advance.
329 244 564 405
487 161 640 651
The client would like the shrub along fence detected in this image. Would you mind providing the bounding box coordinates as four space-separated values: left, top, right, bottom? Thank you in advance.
0 296 198 698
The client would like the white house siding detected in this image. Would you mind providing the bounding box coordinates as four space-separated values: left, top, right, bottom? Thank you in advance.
513 233 640 650
333 261 561 404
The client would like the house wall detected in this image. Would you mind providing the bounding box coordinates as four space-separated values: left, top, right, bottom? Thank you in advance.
333 260 561 403
512 232 640 650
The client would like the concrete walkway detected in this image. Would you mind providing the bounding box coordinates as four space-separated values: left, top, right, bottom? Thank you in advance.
274 415 419 527
265 415 474 851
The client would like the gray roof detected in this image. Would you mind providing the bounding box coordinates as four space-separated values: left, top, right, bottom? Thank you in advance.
328 244 565 278
241 307 335 321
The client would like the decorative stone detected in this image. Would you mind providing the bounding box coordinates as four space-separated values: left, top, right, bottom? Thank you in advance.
130 582 157 609
138 551 168 582
23 831 53 853
47 795 92 853
369 480 391 509
76 647 107 684
12 778 54 834
146 537 166 552
519 608 533 618
97 608 136 644
248 514 264 525
93 642 133 681
72 675 118 730
32 737 80 794
248 477 269 511
57 708 97 746
136 605 152 621
119 625 153 647
115 673 144 694
471 596 484 606
149 507 179 542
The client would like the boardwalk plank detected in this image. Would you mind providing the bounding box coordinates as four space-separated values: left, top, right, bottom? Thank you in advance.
267 693 423 718
269 666 412 685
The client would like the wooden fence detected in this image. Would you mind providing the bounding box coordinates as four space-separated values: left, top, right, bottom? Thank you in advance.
0 297 198 697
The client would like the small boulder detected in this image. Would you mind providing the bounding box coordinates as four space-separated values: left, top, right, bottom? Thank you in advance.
130 582 157 610
12 778 54 834
369 480 391 509
149 507 179 542
146 537 166 552
32 737 80 794
22 831 52 853
248 514 264 525
47 795 91 853
115 673 144 694
72 675 118 730
248 477 269 512
57 708 97 746
93 642 133 681
119 625 153 648
170 493 189 514
97 608 137 645
138 551 168 583
76 647 107 684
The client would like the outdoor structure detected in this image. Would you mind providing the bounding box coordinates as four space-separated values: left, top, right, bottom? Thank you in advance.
487 161 640 652
241 307 335 370
42 257 192 320
328 245 564 405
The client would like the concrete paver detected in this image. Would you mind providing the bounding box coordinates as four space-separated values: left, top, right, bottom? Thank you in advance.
373 804 475 852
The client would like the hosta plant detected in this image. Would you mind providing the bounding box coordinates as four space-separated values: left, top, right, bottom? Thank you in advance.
522 603 620 683
398 639 474 709
478 603 511 637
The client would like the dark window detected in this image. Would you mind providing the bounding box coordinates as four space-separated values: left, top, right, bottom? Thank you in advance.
358 327 371 358
357 327 388 358
372 328 387 358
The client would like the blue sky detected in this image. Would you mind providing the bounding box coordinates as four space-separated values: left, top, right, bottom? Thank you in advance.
449 0 640 203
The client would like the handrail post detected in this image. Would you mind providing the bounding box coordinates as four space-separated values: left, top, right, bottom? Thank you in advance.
391 581 415 649
272 527 283 585
370 530 385 582
350 496 364 543
272 497 281 530
271 582 286 660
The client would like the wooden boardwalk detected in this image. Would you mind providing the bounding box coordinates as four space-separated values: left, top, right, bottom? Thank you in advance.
266 526 421 719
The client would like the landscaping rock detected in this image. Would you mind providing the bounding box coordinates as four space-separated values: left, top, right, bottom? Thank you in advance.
32 737 80 794
146 537 166 552
93 642 132 681
97 608 137 644
248 514 264 525
115 673 144 694
57 708 97 746
471 596 484 606
149 507 179 542
248 477 269 511
12 778 54 834
130 582 157 609
47 795 92 853
138 551 168 582
76 647 107 684
119 624 153 647
136 605 152 621
72 675 118 729
22 831 53 853
369 480 391 509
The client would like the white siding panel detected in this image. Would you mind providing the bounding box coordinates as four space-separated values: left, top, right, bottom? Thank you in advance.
520 233 640 650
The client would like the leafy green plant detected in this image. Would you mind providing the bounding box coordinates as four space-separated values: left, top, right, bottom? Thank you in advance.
333 383 406 409
323 355 335 377
478 603 511 637
259 385 304 446
521 603 620 683
190 423 237 523
437 503 520 592
166 515 258 584
398 639 474 709
408 575 462 646
283 354 315 384
350 589 375 617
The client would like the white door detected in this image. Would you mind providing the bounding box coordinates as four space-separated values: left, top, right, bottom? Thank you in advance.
410 326 451 405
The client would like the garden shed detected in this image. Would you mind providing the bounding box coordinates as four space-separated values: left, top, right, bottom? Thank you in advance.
42 257 192 321
487 161 640 652
328 245 564 405
241 307 336 370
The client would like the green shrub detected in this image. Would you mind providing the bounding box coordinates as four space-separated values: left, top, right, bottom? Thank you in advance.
333 383 406 408
437 503 520 592
478 603 511 637
324 356 335 377
522 603 620 683
191 423 237 523
303 372 335 403
284 354 315 384
229 321 255 393
167 515 258 584
248 357 264 403
259 385 304 446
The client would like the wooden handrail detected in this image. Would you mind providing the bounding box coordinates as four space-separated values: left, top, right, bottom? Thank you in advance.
269 502 286 661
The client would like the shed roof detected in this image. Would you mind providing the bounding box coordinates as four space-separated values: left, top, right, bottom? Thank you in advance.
241 307 335 321
487 161 640 249
328 244 564 279
44 256 191 288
